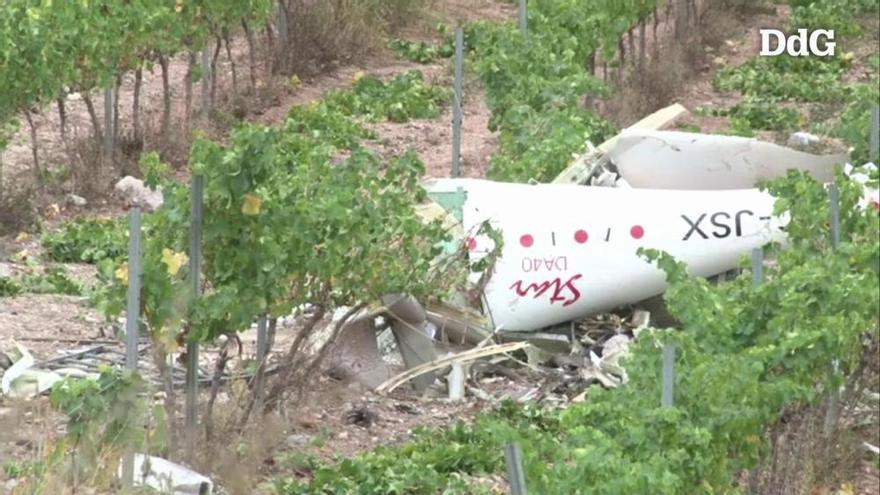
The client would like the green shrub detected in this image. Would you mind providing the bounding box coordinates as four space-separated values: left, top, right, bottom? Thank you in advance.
325 70 448 123
387 38 454 63
700 101 802 132
21 267 82 296
41 217 127 264
0 276 22 297
823 82 880 163
713 58 848 103
285 101 377 149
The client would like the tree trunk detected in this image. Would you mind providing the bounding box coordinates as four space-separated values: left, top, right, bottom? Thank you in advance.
24 109 41 184
286 305 366 404
264 21 276 75
267 317 277 354
639 20 646 72
238 316 276 429
159 54 171 140
54 97 82 191
223 28 238 95
210 37 222 108
675 0 687 42
154 350 177 454
184 51 195 131
113 75 121 140
275 0 289 72
205 336 235 442
627 28 635 67
57 97 68 143
113 75 121 163
680 0 688 30
82 93 103 146
264 307 327 412
133 68 143 141
242 18 258 92
653 7 660 46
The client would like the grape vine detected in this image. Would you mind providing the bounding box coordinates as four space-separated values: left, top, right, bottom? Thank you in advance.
0 0 273 157
94 80 457 363
467 1 668 182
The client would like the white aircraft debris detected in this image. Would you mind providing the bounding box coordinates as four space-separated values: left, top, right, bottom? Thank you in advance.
607 129 848 190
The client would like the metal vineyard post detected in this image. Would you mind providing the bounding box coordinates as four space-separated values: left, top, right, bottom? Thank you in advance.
824 183 841 437
185 175 204 460
870 104 879 161
121 207 142 489
452 26 464 178
504 442 527 495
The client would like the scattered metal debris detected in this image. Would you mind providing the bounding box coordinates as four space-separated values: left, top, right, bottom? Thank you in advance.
376 341 529 394
1 343 62 399
0 337 275 399
447 363 465 401
384 295 439 392
553 103 689 185
121 454 213 495
325 315 392 389
346 404 380 428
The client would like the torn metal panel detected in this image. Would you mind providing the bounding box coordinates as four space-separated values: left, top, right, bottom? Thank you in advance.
376 341 529 394
426 302 491 346
497 331 570 354
383 294 439 392
608 129 849 190
1 343 65 399
553 103 688 185
121 454 213 495
324 316 391 389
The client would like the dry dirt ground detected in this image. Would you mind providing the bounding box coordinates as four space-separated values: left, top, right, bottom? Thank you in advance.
1 0 878 493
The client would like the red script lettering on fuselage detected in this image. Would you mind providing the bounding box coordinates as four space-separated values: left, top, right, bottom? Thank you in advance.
509 274 583 307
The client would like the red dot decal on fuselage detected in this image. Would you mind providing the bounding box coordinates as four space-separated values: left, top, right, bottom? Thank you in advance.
630 225 644 239
574 230 588 244
520 234 534 248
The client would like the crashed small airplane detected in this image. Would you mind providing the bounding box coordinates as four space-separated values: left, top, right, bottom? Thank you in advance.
422 104 876 333
426 178 785 331
327 103 877 391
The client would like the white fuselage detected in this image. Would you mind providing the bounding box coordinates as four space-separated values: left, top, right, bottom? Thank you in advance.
427 179 787 331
